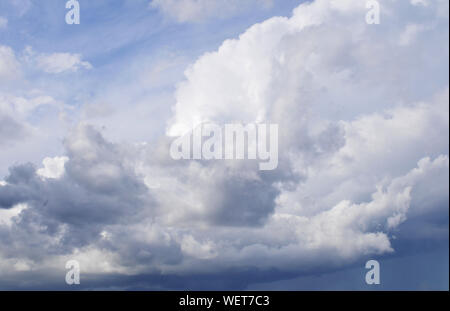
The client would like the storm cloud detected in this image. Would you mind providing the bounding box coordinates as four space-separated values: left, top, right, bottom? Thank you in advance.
0 0 448 289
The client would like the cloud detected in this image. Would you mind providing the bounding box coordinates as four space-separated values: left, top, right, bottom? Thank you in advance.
10 0 32 16
0 203 27 227
150 0 273 23
411 0 429 6
0 114 27 146
37 157 69 179
0 17 7 29
0 126 152 261
0 45 92 81
399 23 426 46
0 91 62 148
0 0 448 289
22 47 92 74
0 132 447 287
35 53 92 74
167 0 448 136
0 46 20 81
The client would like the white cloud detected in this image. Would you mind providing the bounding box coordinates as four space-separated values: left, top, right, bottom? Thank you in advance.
21 47 92 74
150 0 273 23
399 23 426 46
180 235 218 259
158 0 448 270
10 0 32 16
0 46 20 81
168 0 448 136
0 203 28 227
0 92 58 116
37 157 69 179
0 17 7 29
35 52 92 74
0 0 448 288
411 0 429 6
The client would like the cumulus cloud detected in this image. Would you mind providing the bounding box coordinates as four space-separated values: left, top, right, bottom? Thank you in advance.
0 0 448 289
150 0 273 23
167 0 448 136
0 203 27 227
37 157 69 179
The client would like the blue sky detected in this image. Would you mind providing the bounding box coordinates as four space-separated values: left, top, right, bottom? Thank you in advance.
0 0 449 290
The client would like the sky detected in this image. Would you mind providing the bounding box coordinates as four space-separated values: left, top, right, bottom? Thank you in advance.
0 0 449 290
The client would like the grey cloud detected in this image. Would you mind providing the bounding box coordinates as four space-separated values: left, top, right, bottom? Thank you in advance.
0 0 448 290
0 114 27 147
0 125 154 258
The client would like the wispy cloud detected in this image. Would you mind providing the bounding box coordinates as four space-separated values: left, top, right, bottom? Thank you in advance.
22 47 92 74
150 0 273 23
0 17 7 29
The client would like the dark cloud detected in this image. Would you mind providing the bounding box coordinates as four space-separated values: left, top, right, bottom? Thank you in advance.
0 125 154 257
0 0 448 291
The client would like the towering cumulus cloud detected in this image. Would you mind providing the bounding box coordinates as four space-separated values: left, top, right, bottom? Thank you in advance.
0 0 448 289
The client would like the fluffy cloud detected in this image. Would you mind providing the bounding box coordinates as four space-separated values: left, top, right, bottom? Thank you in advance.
150 0 273 23
168 0 448 136
0 125 446 286
37 157 69 179
0 0 448 289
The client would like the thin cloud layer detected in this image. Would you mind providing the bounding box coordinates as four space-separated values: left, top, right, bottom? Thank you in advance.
150 0 274 23
0 46 20 81
22 47 92 74
0 17 7 29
